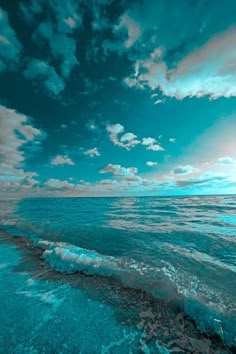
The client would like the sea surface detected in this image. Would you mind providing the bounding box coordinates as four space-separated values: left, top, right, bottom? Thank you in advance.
0 196 236 353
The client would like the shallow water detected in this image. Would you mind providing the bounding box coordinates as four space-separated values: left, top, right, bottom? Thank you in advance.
0 196 236 353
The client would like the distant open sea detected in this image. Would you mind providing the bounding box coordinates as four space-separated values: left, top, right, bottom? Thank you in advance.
0 196 235 353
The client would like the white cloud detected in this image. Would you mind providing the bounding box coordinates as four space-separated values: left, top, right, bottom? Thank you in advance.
106 123 140 150
115 13 142 48
51 155 75 165
169 138 176 143
172 165 199 175
120 132 135 141
142 137 164 151
129 27 236 99
83 147 100 157
106 126 164 152
217 156 236 165
41 178 90 196
147 144 163 151
151 93 158 99
142 137 156 146
120 132 140 149
0 104 45 196
146 161 158 167
44 178 75 190
100 164 138 177
154 99 165 105
0 104 42 167
107 122 124 144
96 163 162 195
123 77 145 89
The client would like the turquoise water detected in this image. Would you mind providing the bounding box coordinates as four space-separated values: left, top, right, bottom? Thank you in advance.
0 196 236 353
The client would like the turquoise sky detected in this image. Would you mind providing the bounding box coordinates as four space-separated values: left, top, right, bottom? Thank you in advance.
0 0 236 197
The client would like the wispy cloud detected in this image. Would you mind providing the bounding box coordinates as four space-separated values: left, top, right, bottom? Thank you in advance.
146 161 158 167
115 13 142 48
83 147 100 157
175 172 228 188
154 99 165 105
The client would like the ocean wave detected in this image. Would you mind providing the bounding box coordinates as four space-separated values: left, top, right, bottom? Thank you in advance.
36 239 236 348
38 239 165 292
1 230 236 348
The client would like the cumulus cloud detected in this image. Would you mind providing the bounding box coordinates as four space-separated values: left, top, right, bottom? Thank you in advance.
107 123 124 143
146 161 158 167
128 27 236 99
33 21 79 79
123 77 145 89
19 0 81 96
106 125 164 152
0 104 43 166
172 165 199 175
23 58 65 96
96 163 162 195
169 138 176 143
40 178 90 196
83 147 100 157
44 178 75 190
120 132 140 148
115 1 236 100
51 155 74 165
0 172 39 196
106 123 140 150
0 7 22 71
100 164 138 177
142 137 164 151
0 104 45 195
22 0 81 77
217 156 236 165
120 132 136 142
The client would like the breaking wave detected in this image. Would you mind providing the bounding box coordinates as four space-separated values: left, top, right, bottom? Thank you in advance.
35 239 236 348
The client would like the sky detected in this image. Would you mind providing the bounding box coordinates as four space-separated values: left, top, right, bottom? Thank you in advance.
0 0 236 197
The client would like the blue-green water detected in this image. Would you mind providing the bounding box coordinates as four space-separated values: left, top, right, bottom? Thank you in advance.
0 196 236 353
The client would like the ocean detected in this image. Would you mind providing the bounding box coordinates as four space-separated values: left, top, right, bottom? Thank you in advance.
0 196 235 353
